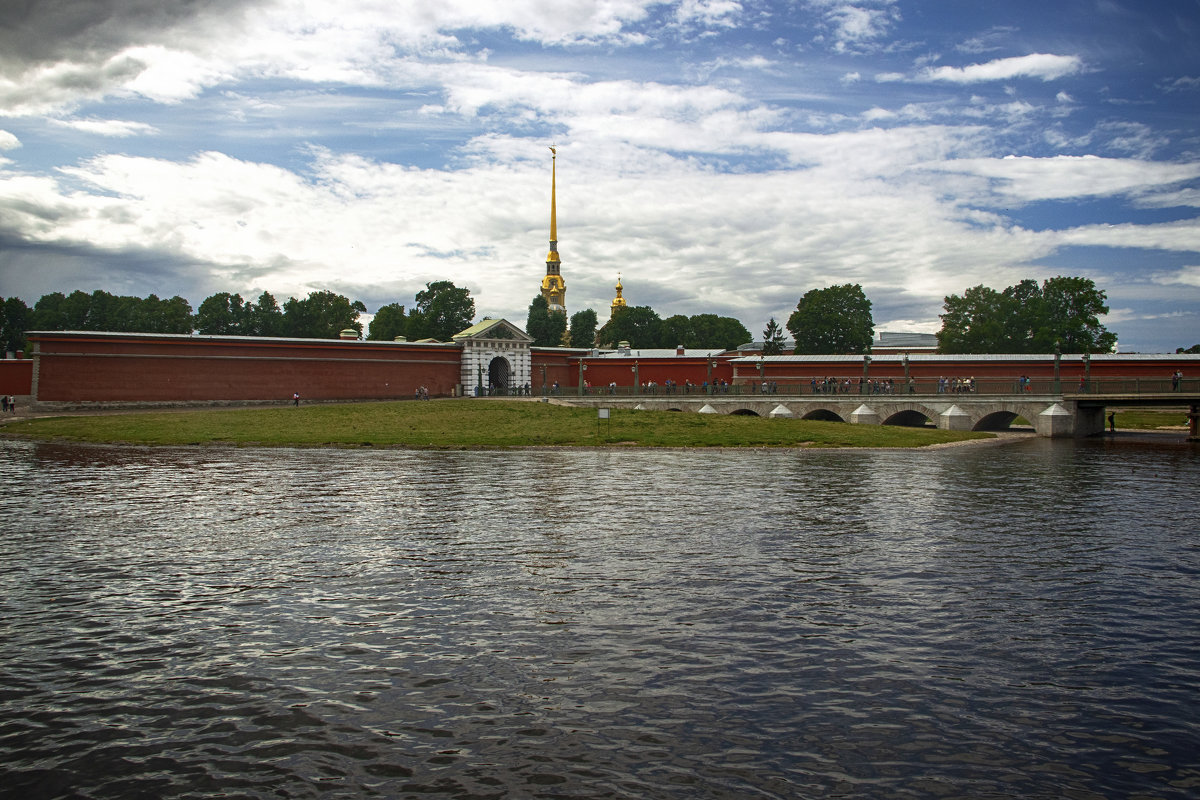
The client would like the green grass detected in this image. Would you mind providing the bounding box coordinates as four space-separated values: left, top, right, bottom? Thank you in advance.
1 399 996 449
1106 407 1191 430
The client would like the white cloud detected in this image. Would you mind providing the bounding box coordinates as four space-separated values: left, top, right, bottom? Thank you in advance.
917 53 1084 84
1152 267 1200 287
674 0 743 27
49 118 159 137
807 1 900 53
1052 220 1200 253
927 155 1200 203
0 130 19 150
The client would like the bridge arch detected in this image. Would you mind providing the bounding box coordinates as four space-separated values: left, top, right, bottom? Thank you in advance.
730 408 761 416
974 410 1020 431
802 408 845 422
882 409 933 427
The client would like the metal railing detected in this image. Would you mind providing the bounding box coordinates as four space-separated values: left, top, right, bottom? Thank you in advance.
543 376 1200 398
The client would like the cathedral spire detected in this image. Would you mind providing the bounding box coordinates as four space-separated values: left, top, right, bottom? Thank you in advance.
540 146 566 314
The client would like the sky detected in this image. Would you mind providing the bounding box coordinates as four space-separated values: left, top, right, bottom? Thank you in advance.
1 0 1199 352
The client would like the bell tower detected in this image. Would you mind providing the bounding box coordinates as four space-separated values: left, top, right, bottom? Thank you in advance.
540 146 566 315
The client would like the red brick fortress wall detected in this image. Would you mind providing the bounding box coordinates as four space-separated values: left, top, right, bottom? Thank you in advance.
29 332 463 405
0 360 33 396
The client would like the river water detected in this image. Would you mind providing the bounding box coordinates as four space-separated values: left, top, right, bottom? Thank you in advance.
1 436 1198 799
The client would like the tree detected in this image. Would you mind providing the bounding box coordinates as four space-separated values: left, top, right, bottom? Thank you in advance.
147 295 193 333
659 314 691 348
936 285 1009 354
245 291 284 337
525 294 567 347
688 313 751 351
762 317 785 355
569 308 598 349
786 284 874 354
1037 276 1117 353
1177 344 1200 354
410 281 475 341
196 292 247 335
0 296 31 352
367 303 408 340
938 276 1116 354
597 305 662 349
282 290 367 338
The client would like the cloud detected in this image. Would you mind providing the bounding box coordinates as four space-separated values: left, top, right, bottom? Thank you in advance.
48 117 159 137
0 0 668 116
917 54 1084 84
1159 76 1200 93
807 1 900 53
926 155 1200 203
0 130 19 150
1152 267 1200 287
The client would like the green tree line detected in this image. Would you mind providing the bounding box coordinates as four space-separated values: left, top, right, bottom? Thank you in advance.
1 274 1126 356
0 281 479 352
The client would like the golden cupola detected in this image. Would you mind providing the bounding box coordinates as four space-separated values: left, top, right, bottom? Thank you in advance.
610 273 627 319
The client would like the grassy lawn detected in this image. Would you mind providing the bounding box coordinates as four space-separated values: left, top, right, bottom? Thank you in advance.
1 399 995 449
1106 407 1191 430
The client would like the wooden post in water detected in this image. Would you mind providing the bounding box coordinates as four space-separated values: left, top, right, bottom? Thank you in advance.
1189 403 1199 442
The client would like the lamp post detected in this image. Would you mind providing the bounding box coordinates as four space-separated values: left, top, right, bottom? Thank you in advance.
540 363 547 396
903 352 911 393
757 357 764 392
707 359 714 394
861 354 871 394
632 362 639 394
1083 351 1091 393
578 360 587 396
1053 341 1061 393
476 363 483 397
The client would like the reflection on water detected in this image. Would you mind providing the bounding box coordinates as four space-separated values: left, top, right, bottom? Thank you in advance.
1 437 1198 799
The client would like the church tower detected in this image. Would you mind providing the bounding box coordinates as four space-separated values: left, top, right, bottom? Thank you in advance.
610 273 627 319
540 147 566 315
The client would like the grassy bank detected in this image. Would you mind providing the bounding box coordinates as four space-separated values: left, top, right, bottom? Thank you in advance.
1106 407 1192 430
1 399 995 449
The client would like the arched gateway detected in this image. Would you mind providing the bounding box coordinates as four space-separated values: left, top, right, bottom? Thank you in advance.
453 318 533 395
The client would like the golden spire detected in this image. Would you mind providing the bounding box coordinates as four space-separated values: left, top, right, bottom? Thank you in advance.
541 146 565 314
548 146 557 248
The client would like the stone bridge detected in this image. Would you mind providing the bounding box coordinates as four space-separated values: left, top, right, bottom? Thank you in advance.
560 392 1112 437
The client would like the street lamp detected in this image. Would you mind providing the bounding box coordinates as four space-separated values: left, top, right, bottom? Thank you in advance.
540 363 547 396
707 359 714 394
903 352 911 393
476 363 483 397
1053 340 1062 393
578 360 588 396
757 357 764 392
861 354 871 393
1083 351 1091 393
632 361 639 394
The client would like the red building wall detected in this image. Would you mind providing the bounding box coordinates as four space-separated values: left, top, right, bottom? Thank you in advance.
530 348 576 393
0 360 33 395
31 333 462 404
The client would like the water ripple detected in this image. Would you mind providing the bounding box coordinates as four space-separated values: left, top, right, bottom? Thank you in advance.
1 438 1198 798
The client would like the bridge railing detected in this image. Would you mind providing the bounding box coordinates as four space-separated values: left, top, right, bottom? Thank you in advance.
554 375 1198 398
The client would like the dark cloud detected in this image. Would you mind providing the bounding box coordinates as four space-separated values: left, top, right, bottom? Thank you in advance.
0 233 210 305
0 0 260 75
